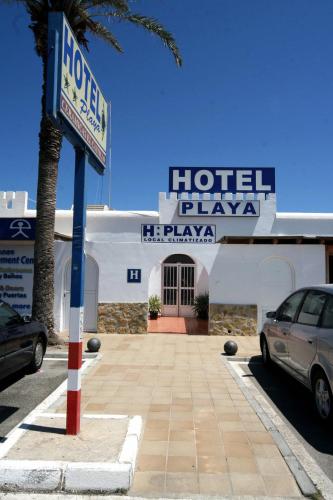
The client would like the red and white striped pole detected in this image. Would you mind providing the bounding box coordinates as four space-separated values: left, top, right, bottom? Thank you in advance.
66 149 87 435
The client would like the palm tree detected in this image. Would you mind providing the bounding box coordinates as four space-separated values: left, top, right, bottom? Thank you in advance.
4 0 182 341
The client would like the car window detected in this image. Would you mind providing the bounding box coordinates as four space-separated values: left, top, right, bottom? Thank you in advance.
276 290 306 322
297 290 327 326
0 302 21 328
321 295 333 329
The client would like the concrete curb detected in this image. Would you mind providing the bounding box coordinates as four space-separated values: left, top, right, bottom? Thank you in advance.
0 415 143 494
221 354 318 498
0 350 143 494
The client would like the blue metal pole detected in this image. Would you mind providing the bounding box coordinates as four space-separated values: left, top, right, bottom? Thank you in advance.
66 147 87 435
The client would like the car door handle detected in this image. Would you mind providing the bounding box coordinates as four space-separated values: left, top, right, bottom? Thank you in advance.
282 330 289 335
308 340 313 344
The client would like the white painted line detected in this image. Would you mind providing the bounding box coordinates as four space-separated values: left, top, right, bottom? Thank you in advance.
38 413 129 420
229 360 333 499
0 355 98 459
43 357 71 362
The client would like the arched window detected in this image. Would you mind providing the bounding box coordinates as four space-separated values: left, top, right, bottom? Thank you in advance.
163 254 194 264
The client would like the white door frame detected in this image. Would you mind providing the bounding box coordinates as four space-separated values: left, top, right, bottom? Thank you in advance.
62 255 99 332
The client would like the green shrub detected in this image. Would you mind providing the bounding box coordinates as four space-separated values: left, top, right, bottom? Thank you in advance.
193 292 209 320
148 295 161 313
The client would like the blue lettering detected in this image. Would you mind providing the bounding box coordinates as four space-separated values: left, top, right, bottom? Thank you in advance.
183 226 192 236
164 225 173 235
212 202 225 215
181 202 193 214
96 89 101 124
227 202 241 215
243 202 257 215
143 225 155 237
74 50 83 89
204 226 214 237
174 226 182 236
63 25 74 75
198 202 208 215
193 225 203 236
83 64 91 101
90 79 97 115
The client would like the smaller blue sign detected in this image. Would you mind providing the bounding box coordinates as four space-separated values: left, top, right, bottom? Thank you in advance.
141 224 216 244
0 218 36 241
127 269 141 283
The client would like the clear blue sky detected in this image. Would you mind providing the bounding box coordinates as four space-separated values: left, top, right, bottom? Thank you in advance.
1 0 333 212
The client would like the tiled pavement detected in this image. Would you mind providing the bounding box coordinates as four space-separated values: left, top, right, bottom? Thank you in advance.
53 334 301 497
148 316 208 334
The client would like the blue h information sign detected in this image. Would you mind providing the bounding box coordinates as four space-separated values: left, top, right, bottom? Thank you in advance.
169 167 275 194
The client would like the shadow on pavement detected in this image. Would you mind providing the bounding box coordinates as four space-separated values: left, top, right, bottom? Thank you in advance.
247 355 333 454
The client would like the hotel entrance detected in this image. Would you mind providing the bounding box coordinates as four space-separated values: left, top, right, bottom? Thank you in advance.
162 254 195 317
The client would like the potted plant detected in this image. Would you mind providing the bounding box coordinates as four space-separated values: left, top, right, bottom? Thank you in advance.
148 295 161 320
193 292 209 320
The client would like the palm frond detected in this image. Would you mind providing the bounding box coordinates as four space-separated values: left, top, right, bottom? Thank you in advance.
87 20 123 51
110 11 182 66
82 0 129 13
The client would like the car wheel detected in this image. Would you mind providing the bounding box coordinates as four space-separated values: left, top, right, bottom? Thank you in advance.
260 335 271 366
28 337 45 373
313 371 333 421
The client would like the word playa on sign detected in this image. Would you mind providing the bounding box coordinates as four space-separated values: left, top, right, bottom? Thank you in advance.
179 200 260 217
47 13 108 172
142 225 216 243
169 167 275 194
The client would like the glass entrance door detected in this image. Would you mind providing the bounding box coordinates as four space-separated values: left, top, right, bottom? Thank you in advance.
162 263 195 317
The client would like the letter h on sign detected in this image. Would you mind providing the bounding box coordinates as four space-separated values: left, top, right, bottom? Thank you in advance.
127 269 141 283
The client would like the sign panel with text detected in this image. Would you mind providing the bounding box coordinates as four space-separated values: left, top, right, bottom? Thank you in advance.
179 200 260 217
169 167 275 194
142 224 216 243
0 246 34 314
47 13 109 173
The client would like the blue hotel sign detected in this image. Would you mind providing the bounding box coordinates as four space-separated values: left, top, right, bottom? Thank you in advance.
169 167 275 194
127 269 141 283
0 219 36 241
46 13 109 173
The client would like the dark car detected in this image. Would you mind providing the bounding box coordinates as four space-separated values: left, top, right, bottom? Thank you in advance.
0 301 48 380
260 285 333 421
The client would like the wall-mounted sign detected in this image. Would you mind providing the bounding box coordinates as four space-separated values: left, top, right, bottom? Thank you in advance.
142 225 216 244
0 218 36 240
179 200 260 217
47 13 109 173
169 167 275 194
127 269 141 283
0 246 34 313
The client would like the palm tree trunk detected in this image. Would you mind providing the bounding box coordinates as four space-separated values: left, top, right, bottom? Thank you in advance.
32 57 63 338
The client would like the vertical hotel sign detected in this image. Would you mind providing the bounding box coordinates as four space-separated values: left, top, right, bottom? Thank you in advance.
47 13 108 173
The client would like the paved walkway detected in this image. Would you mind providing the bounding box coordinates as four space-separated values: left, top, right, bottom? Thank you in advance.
52 334 301 497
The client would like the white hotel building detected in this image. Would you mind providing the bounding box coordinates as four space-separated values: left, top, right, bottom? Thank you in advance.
0 167 332 336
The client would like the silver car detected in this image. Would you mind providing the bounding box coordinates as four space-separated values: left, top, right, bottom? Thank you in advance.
260 285 333 421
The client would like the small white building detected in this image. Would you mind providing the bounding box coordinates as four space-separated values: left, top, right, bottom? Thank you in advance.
1 167 332 336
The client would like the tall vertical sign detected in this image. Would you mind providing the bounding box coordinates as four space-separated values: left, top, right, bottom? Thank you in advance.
47 13 110 435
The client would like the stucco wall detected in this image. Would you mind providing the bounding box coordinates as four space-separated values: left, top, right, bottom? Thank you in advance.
54 239 325 334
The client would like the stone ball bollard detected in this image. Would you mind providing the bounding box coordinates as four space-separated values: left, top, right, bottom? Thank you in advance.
224 340 238 356
87 337 101 353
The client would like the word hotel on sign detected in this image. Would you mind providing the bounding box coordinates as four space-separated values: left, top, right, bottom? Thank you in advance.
171 168 274 193
63 25 103 127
